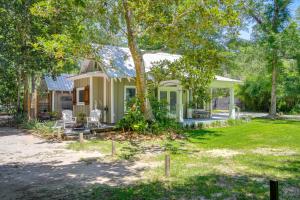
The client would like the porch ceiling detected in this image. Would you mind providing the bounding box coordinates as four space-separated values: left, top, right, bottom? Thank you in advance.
159 76 242 89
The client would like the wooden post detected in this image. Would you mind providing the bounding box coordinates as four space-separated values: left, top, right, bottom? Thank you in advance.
57 127 62 140
165 154 170 177
79 132 84 144
270 180 279 200
112 139 116 156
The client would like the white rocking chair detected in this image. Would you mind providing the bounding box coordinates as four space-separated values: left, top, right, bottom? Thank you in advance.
87 109 102 128
62 110 77 129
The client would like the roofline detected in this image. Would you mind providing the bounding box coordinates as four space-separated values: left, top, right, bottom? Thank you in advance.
68 71 109 81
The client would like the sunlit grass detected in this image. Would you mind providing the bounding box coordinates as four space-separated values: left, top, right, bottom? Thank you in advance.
69 119 300 199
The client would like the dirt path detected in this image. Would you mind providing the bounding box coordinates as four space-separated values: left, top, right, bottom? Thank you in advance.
0 128 145 200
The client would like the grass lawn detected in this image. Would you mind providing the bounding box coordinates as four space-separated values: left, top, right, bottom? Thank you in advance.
68 119 300 199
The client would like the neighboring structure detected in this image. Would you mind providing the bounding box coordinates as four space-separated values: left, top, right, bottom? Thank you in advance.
69 45 242 124
38 74 74 117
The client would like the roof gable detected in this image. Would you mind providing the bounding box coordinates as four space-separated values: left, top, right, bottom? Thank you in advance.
92 45 181 78
44 74 74 91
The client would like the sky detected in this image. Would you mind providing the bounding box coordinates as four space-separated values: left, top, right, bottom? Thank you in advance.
240 0 300 40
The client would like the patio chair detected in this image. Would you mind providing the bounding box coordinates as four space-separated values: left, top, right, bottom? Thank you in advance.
87 109 102 128
62 110 77 129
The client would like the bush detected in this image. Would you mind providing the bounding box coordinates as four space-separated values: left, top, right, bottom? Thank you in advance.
116 99 148 133
21 119 55 138
77 112 87 123
49 111 59 119
117 97 180 134
290 104 300 115
237 76 271 112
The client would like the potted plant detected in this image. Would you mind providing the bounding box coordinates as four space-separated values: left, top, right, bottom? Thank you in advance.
76 112 86 128
49 111 59 120
187 102 194 119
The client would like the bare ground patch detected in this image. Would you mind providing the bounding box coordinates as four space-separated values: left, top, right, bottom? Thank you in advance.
0 128 154 200
251 147 298 156
206 149 243 158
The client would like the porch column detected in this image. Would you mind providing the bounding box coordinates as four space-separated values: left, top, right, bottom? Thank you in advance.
103 77 107 122
177 86 183 122
229 87 235 119
89 77 93 113
110 78 115 123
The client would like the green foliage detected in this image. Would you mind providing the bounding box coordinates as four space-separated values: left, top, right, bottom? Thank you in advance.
77 112 86 123
117 97 180 134
241 0 300 115
21 119 55 137
116 99 148 133
0 0 81 113
49 111 59 119
290 104 300 115
238 75 271 111
237 59 300 113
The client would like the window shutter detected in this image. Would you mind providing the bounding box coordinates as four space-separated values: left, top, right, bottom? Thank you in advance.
72 88 76 105
84 85 89 105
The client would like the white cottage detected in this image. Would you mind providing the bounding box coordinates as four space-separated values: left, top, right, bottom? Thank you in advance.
69 45 242 124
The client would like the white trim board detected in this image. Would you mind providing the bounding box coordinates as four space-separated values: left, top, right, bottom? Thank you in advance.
103 77 107 122
124 85 136 112
110 78 115 123
76 87 85 106
69 71 108 81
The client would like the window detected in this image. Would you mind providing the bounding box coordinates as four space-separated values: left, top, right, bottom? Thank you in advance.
61 96 72 110
124 86 136 111
76 87 85 105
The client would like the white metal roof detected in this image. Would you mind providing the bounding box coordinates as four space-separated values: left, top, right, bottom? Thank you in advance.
96 45 181 78
78 45 241 84
215 75 242 83
44 74 74 91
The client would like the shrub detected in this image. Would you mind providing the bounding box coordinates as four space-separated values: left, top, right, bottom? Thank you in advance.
290 104 300 114
197 122 204 129
227 119 245 126
117 96 180 134
77 112 87 123
21 119 55 138
116 99 148 133
49 111 59 119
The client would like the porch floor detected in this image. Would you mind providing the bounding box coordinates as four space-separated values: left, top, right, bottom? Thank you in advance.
182 114 228 126
63 123 115 136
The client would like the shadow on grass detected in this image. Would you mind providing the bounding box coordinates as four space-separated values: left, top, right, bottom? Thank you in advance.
118 140 164 160
184 129 223 144
84 173 299 200
254 118 300 125
1 159 299 199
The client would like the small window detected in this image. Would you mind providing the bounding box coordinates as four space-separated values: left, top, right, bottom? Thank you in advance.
124 86 136 111
76 87 85 105
61 96 72 110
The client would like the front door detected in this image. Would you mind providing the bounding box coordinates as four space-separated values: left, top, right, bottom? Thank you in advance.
159 89 177 118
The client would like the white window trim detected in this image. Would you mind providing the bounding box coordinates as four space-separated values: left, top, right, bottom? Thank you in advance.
124 85 136 112
76 87 85 106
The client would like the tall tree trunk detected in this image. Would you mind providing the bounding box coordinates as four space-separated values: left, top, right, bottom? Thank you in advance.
269 63 277 117
122 0 153 120
16 73 21 113
23 73 31 120
31 73 37 119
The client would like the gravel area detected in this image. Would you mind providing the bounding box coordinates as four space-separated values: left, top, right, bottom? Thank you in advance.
0 128 144 200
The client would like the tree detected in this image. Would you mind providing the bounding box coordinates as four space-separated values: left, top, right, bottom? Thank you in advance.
0 0 47 117
32 0 240 120
243 0 300 117
0 0 81 118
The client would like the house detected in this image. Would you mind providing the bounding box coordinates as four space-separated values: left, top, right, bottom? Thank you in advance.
38 74 74 118
69 45 242 124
